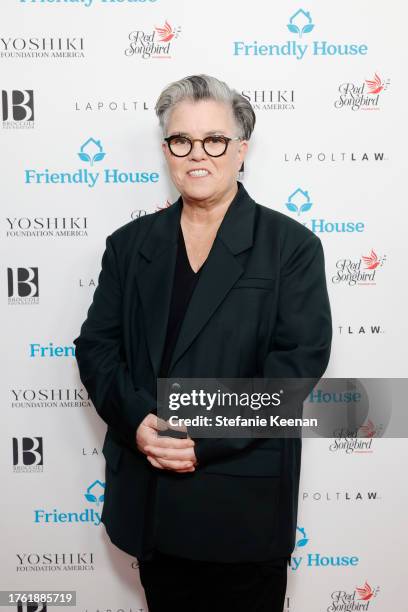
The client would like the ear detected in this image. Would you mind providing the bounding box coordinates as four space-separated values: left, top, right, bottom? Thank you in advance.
161 142 167 156
237 140 248 167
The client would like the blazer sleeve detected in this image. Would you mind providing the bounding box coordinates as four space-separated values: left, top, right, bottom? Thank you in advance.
193 233 332 467
73 234 157 449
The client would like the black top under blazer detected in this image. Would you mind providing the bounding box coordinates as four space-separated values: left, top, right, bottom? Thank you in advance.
73 181 332 563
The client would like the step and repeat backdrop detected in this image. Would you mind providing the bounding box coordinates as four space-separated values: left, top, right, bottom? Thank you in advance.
1 1 407 611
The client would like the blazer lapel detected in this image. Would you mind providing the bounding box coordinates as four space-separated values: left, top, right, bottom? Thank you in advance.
135 199 182 378
135 182 256 378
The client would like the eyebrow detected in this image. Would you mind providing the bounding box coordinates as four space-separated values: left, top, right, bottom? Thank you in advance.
168 130 227 137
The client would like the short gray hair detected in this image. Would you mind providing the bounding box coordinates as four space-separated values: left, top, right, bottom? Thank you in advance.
155 74 256 140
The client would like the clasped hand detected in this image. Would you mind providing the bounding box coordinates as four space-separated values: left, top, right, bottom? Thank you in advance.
136 413 197 473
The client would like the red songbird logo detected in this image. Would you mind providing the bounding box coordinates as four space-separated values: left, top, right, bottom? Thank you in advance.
155 21 175 42
365 73 384 94
359 419 376 438
362 249 380 270
356 581 374 601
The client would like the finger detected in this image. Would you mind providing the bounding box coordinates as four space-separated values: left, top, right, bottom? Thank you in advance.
144 446 195 461
164 419 188 433
146 455 164 469
154 457 195 470
148 436 195 449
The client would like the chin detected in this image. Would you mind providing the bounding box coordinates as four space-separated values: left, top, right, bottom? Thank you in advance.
181 183 216 201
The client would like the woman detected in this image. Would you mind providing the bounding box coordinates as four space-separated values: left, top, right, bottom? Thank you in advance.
74 74 332 612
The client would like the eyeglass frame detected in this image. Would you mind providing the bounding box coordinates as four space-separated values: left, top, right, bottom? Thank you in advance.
163 134 242 158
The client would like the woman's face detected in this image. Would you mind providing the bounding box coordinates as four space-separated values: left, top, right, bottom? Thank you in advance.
162 99 248 204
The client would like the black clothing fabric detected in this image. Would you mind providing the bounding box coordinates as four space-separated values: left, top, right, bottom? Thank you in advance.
158 225 202 379
74 181 332 562
138 550 289 612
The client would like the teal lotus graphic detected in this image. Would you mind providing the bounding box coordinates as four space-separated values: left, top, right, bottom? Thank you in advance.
285 188 313 216
287 9 315 38
296 526 309 548
84 480 105 506
78 137 106 166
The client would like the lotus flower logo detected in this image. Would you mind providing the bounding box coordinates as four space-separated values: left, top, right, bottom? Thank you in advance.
78 137 106 166
356 581 376 601
287 9 315 38
285 187 313 216
155 21 181 42
362 249 385 270
295 526 309 548
84 479 105 506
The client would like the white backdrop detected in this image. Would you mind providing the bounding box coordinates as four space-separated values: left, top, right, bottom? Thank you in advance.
1 1 407 610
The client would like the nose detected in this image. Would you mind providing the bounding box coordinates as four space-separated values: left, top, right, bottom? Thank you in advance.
189 140 208 161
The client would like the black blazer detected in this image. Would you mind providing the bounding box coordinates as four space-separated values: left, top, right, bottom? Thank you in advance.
74 182 332 562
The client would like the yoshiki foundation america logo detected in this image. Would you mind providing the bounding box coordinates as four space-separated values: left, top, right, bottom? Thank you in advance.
125 21 181 59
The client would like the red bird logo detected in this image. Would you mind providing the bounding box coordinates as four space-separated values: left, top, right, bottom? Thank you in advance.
365 73 384 94
156 199 172 211
362 249 380 270
155 21 175 42
356 581 374 601
359 419 376 438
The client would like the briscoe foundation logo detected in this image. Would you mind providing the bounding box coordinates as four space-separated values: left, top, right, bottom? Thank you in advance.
10 387 91 408
334 73 390 111
289 526 359 572
17 603 47 612
327 581 380 611
233 9 368 60
0 37 85 59
13 437 44 473
34 480 105 526
24 137 159 188
125 21 181 59
241 89 295 111
332 250 386 286
16 552 95 572
2 90 34 129
8 267 39 305
5 217 88 238
284 187 365 234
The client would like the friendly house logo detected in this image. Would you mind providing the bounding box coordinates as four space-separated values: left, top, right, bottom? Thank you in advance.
284 187 365 234
34 480 105 526
334 73 391 111
78 137 105 166
24 137 160 188
289 526 360 572
233 8 368 60
125 21 181 59
286 9 315 37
